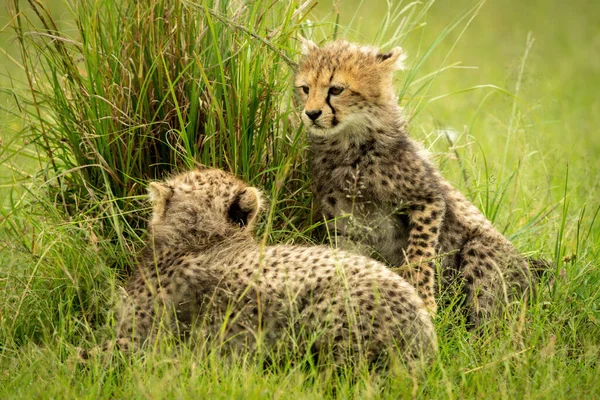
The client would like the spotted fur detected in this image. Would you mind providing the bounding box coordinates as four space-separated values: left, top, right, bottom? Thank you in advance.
91 168 436 366
295 39 534 324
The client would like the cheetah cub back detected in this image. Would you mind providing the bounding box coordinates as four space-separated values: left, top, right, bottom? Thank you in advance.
106 168 437 366
295 38 535 325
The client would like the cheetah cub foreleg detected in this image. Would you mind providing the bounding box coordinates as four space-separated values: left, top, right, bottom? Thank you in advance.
401 197 446 315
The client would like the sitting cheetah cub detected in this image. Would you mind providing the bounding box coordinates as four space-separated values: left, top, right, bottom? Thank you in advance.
295 38 534 325
101 168 436 366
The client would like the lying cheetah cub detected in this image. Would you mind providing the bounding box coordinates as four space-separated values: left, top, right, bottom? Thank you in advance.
102 168 436 365
295 38 534 325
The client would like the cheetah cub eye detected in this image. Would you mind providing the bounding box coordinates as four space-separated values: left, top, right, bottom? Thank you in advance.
328 86 344 96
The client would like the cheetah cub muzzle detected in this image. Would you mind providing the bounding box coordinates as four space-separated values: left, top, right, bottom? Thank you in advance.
92 168 436 367
295 38 535 325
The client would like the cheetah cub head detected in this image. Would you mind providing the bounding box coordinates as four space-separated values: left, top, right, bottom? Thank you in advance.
295 38 406 137
147 168 262 245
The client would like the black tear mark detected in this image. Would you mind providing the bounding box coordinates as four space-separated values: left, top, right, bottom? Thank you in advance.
326 94 336 115
326 93 338 126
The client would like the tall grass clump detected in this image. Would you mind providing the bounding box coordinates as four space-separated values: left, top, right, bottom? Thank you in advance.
9 0 314 249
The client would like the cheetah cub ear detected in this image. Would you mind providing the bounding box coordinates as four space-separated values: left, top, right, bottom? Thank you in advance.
148 181 173 217
227 187 263 228
376 46 407 71
298 35 318 56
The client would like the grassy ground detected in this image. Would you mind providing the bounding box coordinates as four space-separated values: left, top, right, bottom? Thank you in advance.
1 0 599 398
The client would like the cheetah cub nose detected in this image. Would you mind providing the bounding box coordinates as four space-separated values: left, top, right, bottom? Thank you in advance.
305 109 322 121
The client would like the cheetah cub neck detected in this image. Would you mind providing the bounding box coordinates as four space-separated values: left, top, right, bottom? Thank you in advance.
294 38 408 146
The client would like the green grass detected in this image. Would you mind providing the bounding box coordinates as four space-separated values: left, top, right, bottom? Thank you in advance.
1 0 599 398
